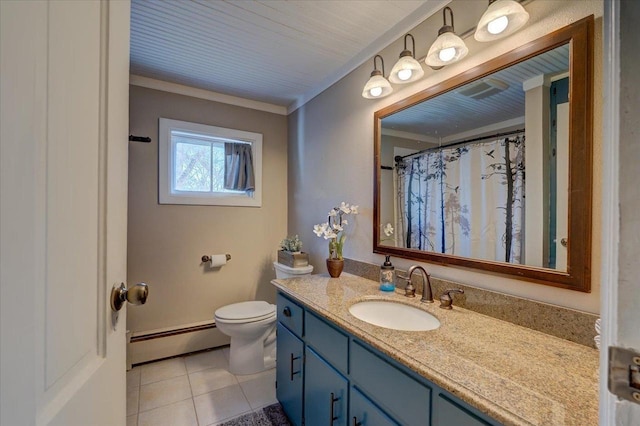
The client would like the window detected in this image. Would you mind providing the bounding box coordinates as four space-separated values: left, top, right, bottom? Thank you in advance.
159 118 262 206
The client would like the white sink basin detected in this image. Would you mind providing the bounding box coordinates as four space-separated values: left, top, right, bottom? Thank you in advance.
348 300 440 331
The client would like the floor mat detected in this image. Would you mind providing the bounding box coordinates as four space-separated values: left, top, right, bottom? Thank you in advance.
218 403 291 426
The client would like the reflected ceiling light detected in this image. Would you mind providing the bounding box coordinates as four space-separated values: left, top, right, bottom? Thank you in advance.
474 0 530 42
389 34 424 84
425 7 468 69
362 55 393 99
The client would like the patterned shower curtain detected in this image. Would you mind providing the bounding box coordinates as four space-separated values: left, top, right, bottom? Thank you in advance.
396 135 525 264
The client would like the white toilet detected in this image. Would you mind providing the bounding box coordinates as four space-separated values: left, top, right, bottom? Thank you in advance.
214 262 313 375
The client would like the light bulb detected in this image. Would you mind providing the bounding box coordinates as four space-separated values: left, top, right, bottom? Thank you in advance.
438 47 456 62
369 86 383 97
487 15 509 35
397 69 412 81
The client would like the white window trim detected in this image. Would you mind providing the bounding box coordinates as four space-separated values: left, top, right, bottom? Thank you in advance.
158 118 262 207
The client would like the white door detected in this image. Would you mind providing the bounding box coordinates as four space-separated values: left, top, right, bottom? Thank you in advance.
601 1 640 424
1 1 131 425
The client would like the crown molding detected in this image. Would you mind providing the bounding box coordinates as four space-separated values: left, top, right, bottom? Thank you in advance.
129 75 288 116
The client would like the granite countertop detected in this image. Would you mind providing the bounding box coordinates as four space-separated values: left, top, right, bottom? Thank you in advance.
271 273 599 426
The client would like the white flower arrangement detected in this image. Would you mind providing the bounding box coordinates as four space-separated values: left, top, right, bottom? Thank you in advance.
313 202 359 260
380 222 395 245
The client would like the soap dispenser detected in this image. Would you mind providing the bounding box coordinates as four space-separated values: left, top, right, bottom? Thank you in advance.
380 255 396 292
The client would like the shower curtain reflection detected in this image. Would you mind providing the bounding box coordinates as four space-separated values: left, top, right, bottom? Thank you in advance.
396 134 525 264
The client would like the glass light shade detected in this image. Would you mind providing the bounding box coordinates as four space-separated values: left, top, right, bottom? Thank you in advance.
389 55 425 84
474 0 530 42
362 73 393 99
425 31 468 67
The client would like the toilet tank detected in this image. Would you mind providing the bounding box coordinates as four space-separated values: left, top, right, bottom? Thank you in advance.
273 262 313 279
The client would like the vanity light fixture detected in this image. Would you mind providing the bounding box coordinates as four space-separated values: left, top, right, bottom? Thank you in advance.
362 55 393 99
425 7 468 69
389 34 424 84
474 0 530 42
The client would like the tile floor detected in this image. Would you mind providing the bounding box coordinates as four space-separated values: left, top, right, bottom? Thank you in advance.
127 347 278 426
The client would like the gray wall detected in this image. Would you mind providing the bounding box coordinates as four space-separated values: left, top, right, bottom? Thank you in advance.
128 86 287 332
288 0 603 313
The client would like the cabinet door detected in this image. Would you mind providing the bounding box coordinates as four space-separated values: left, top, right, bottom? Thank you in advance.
350 387 398 426
276 323 304 426
350 341 431 425
304 347 348 426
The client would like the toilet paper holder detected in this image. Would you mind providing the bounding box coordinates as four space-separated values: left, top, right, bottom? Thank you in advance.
201 254 232 263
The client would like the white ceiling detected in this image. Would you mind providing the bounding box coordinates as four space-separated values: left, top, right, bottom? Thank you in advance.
130 0 448 112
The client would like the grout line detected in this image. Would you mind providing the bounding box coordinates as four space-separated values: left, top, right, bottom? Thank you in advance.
135 350 265 424
183 355 201 426
234 372 254 409
138 396 193 415
136 378 141 416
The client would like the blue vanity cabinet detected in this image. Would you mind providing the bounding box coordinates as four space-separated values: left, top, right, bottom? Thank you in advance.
277 292 304 337
350 386 399 426
276 293 305 425
274 291 502 426
432 392 496 426
304 347 348 426
350 341 431 425
304 309 349 425
276 322 304 426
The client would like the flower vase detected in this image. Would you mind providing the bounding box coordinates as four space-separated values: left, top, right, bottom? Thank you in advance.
326 258 344 278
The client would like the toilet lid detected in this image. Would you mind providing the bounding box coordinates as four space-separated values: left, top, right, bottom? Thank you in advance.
215 301 276 321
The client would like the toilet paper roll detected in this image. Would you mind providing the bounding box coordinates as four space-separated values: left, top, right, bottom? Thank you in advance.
209 254 228 268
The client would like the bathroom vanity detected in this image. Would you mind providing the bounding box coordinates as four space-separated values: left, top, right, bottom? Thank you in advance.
272 274 598 426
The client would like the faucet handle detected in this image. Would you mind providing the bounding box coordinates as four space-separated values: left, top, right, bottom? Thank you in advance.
439 289 464 310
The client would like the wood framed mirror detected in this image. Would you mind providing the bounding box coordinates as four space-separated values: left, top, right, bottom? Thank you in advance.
373 16 593 291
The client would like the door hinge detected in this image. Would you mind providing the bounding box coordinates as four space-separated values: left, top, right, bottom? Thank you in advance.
608 346 640 403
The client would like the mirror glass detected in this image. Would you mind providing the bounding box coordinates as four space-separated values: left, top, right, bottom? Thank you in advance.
380 44 569 271
373 17 593 291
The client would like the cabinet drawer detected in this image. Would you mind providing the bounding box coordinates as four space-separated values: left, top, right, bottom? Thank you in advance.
304 310 349 374
351 341 431 425
277 292 304 338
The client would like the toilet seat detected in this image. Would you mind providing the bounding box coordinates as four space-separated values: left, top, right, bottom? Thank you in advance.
215 301 276 323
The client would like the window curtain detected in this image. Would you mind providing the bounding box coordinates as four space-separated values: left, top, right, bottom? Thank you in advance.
224 143 255 193
396 135 525 264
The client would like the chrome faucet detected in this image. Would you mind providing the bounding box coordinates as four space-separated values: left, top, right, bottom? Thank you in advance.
399 265 434 303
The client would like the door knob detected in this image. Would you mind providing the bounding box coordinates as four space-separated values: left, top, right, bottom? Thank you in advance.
111 282 149 312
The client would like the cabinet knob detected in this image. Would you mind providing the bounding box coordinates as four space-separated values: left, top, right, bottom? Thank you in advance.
283 306 292 317
353 417 362 426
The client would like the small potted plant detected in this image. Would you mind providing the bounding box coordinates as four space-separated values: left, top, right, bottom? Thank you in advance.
278 235 309 267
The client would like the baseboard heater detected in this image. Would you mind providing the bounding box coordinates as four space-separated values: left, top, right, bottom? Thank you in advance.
128 319 229 365
130 321 217 343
